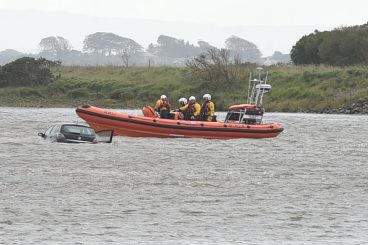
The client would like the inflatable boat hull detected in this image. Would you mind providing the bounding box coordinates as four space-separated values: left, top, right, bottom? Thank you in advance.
75 105 283 139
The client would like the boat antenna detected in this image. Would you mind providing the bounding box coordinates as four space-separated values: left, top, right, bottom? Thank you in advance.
257 67 263 80
247 72 252 104
254 67 263 107
259 71 268 107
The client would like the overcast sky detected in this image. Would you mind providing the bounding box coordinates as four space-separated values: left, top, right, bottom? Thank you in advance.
0 0 367 56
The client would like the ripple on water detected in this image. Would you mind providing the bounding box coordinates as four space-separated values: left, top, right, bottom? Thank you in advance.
0 109 368 243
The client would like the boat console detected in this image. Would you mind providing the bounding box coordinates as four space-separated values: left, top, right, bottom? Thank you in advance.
225 104 264 124
225 67 271 125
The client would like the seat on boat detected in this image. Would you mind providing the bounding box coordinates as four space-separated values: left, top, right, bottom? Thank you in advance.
142 106 158 118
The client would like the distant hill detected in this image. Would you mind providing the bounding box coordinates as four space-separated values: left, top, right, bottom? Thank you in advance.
0 49 33 65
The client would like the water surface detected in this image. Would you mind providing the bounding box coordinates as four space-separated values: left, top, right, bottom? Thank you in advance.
0 108 367 244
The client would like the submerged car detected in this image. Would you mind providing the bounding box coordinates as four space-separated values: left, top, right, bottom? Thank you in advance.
38 123 113 143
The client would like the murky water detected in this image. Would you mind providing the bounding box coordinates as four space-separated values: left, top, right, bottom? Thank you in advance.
0 107 367 244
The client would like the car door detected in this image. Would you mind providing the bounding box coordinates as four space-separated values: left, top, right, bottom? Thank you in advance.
95 130 114 143
46 125 61 142
38 125 54 139
45 125 56 140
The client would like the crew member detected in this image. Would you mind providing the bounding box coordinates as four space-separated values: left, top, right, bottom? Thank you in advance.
200 93 215 122
180 96 201 120
178 97 187 107
154 94 171 119
177 97 188 119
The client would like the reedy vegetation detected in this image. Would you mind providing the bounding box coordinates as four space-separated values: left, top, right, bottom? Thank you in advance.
0 64 367 113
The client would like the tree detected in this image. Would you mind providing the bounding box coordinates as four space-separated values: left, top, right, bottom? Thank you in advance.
83 32 143 56
290 31 328 65
291 24 368 66
121 51 130 67
186 48 242 84
0 57 59 87
271 51 291 64
319 26 368 66
39 36 72 60
148 35 201 58
225 35 262 64
197 40 214 52
147 43 156 54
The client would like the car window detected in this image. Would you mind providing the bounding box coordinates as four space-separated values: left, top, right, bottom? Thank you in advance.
61 125 95 136
44 125 55 136
81 127 95 135
95 130 114 143
51 125 61 134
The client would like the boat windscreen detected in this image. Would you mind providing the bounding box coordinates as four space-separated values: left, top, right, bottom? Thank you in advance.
225 111 242 122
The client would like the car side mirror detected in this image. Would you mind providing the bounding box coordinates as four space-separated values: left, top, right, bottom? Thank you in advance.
38 132 45 138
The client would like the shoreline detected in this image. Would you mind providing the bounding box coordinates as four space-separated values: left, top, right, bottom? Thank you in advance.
1 102 367 115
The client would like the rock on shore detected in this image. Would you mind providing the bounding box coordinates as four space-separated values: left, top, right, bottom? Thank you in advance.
323 101 368 114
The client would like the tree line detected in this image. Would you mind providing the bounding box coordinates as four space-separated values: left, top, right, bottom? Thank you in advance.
291 23 368 66
0 33 290 66
38 33 264 66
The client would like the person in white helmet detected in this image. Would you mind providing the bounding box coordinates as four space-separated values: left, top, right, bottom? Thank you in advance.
200 93 215 121
178 97 187 107
177 97 188 119
154 94 171 119
180 96 201 120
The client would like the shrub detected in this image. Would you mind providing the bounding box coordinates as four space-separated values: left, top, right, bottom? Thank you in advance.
0 57 59 87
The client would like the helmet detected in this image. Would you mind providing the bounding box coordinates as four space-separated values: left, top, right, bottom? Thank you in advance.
178 97 187 105
160 94 168 100
203 93 211 101
189 96 196 102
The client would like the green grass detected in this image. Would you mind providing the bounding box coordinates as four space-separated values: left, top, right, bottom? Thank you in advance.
1 65 368 112
263 65 368 112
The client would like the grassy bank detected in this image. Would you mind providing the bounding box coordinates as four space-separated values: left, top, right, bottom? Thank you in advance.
1 65 368 113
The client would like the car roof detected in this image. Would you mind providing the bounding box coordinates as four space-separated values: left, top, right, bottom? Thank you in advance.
55 123 92 128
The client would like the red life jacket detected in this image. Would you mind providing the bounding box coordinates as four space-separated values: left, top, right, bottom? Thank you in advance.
188 103 200 116
201 101 210 114
161 100 170 111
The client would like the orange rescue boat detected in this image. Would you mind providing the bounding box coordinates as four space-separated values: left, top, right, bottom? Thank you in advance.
75 104 283 139
76 67 284 139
